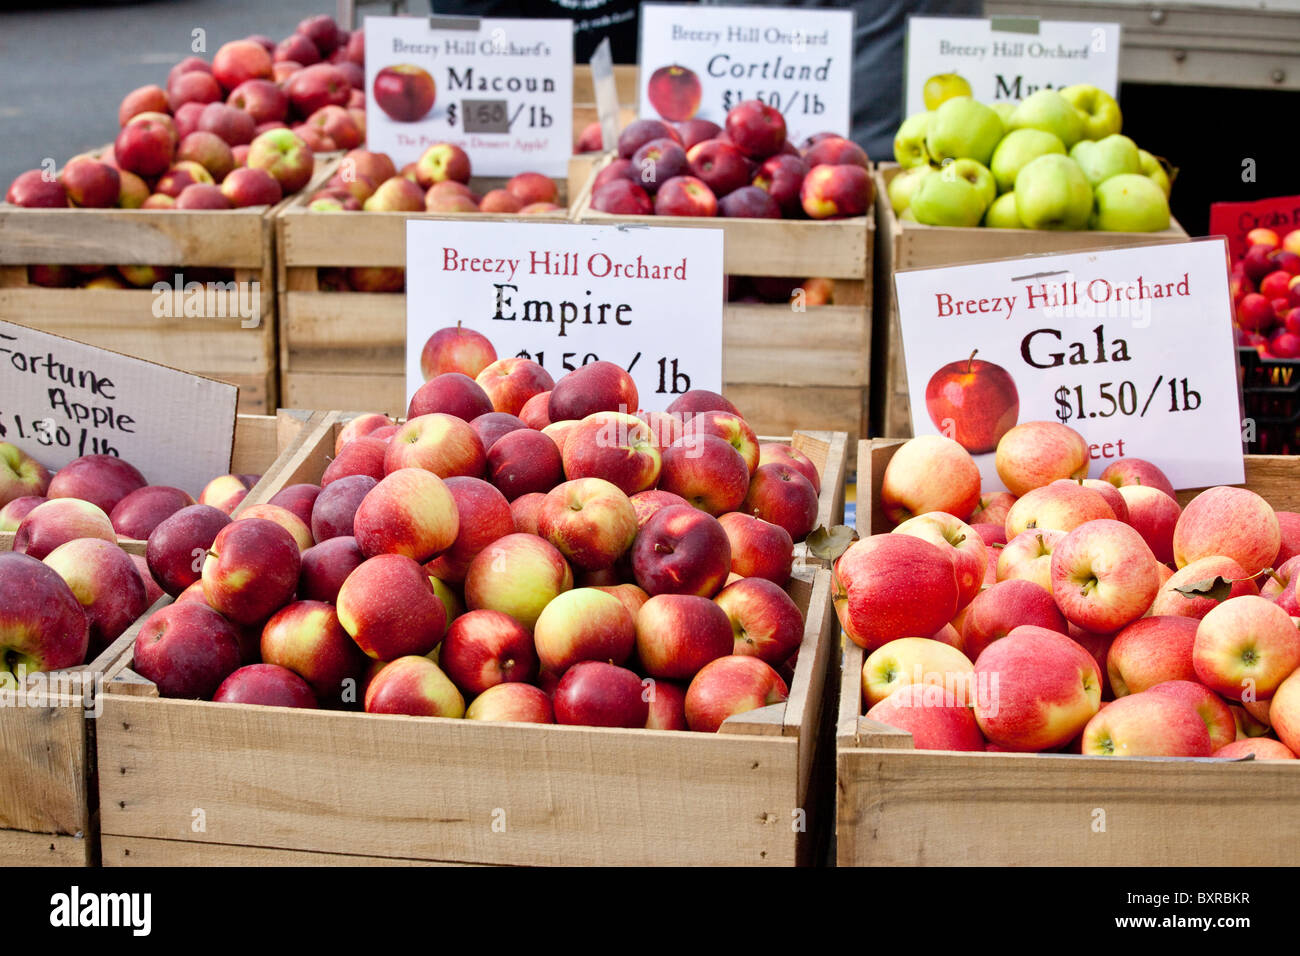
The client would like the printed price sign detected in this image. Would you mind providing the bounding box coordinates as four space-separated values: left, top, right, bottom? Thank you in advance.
364 15 573 175
894 238 1244 492
0 321 237 496
1209 194 1300 262
406 220 723 411
637 3 853 145
905 17 1120 116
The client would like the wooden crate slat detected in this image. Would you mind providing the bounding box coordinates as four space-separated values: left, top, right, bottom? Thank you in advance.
0 699 89 837
0 828 90 866
101 835 477 866
724 304 868 388
725 384 868 448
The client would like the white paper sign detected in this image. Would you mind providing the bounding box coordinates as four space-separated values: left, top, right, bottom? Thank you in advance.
406 220 724 411
894 239 1245 492
905 17 1120 117
0 321 238 496
637 3 854 146
364 15 573 176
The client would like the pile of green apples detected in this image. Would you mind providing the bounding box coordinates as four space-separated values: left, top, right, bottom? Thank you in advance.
889 84 1173 232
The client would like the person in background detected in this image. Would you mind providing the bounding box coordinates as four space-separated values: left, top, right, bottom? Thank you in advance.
431 0 667 63
700 0 982 159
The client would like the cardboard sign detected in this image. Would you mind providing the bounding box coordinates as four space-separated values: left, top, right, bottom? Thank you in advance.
406 220 723 410
904 17 1120 116
364 15 573 176
1209 194 1300 262
0 321 237 496
894 238 1244 491
637 3 854 145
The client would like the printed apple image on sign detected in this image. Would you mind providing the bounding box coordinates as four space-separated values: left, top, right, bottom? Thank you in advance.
373 64 436 123
925 351 1020 454
647 65 702 122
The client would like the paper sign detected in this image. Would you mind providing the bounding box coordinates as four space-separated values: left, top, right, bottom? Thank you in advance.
1209 194 1300 262
0 321 237 497
637 3 854 145
894 238 1245 491
364 15 574 176
904 17 1120 116
406 220 723 410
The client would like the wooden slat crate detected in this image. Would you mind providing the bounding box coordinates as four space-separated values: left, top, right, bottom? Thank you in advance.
572 156 875 444
872 163 1192 441
836 437 1300 866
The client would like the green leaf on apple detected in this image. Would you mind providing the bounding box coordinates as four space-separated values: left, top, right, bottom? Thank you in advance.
806 524 859 562
1172 576 1235 604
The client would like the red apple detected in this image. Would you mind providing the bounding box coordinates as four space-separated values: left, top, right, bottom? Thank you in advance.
372 63 436 122
439 608 537 696
353 467 458 562
717 512 793 586
463 533 573 630
51 451 149 513
924 350 1020 454
636 593 734 680
834 534 959 651
685 655 789 733
133 601 241 699
617 119 682 159
364 656 464 717
424 476 514 584
654 175 717 216
553 661 648 728
408 373 494 422
632 504 731 598
466 682 554 723
485 428 563 501
725 99 786 160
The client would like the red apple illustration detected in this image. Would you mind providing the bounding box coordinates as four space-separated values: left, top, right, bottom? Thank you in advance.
925 350 1020 454
647 65 702 122
373 64 436 123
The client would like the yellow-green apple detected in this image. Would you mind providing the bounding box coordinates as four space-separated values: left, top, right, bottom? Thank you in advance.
886 163 933 215
644 678 689 730
1094 174 1170 232
1060 84 1122 140
1004 481 1115 537
309 476 374 542
465 682 554 723
322 436 387 486
463 533 572 630
717 512 793 585
635 593 733 680
925 96 1003 165
352 467 458 562
553 660 649 727
439 608 538 696
714 577 803 664
996 528 1065 590
533 588 635 675
983 191 1023 227
893 511 988 608
407 373 494 422
970 491 1016 527
144 504 230 596
880 435 980 524
1173 486 1280 575
201 518 300 625
13 498 116 559
0 552 88 684
631 504 731 597
237 503 313 552
384 413 486 479
1014 153 1093 229
742 463 819 541
1193 595 1300 701
1081 689 1211 756
198 473 257 513
0 443 52 507
834 534 960 651
245 128 314 194
961 578 1066 659
1008 89 1083 149
421 326 496 380
429 575 463 628
989 128 1065 194
560 413 661 495
863 681 984 751
424 476 513 585
212 663 316 707
995 421 1088 496
862 636 974 708
682 411 759 474
1106 615 1199 696
364 656 464 717
685 655 788 733
657 434 750 516
1098 458 1176 498
1146 679 1235 751
1150 556 1258 619
893 111 932 168
1050 519 1160 632
536 478 637 572
337 554 447 661
1214 737 1295 759
1137 149 1172 197
485 429 564 501
47 453 147 514
132 601 241 699
0 496 45 532
973 624 1102 751
517 394 551 430
1268 666 1300 754
43 538 146 653
470 412 527 453
908 158 992 227
1069 131 1139 188
548 360 639 421
260 599 367 703
475 358 554 417
508 493 546 536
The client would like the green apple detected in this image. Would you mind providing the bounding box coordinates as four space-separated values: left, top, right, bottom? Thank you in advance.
1008 89 1085 149
899 207 919 222
990 128 1066 194
992 102 1016 126
1014 154 1093 230
1060 84 1123 141
1093 173 1170 232
984 191 1024 229
924 97 1003 166
888 164 935 215
910 159 994 227
894 112 933 169
1138 149 1173 197
1069 134 1140 187
924 73 972 111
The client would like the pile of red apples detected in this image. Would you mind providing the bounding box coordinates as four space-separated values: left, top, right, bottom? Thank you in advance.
586 100 871 220
1230 226 1300 359
836 421 1300 760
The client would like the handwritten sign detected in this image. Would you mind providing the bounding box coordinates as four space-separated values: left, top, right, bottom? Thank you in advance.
0 321 237 496
1209 194 1300 262
405 220 723 411
364 15 573 175
894 239 1244 491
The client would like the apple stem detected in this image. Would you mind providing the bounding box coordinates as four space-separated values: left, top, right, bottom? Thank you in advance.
967 349 978 374
1264 568 1285 589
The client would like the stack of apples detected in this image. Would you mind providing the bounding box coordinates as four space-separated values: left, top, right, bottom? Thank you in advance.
1229 226 1300 357
119 326 821 732
834 421 1300 760
890 79 1173 232
589 99 871 221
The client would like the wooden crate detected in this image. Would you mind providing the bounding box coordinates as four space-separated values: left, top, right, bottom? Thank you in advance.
573 157 875 444
836 437 1300 866
872 163 1192 441
274 157 577 414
